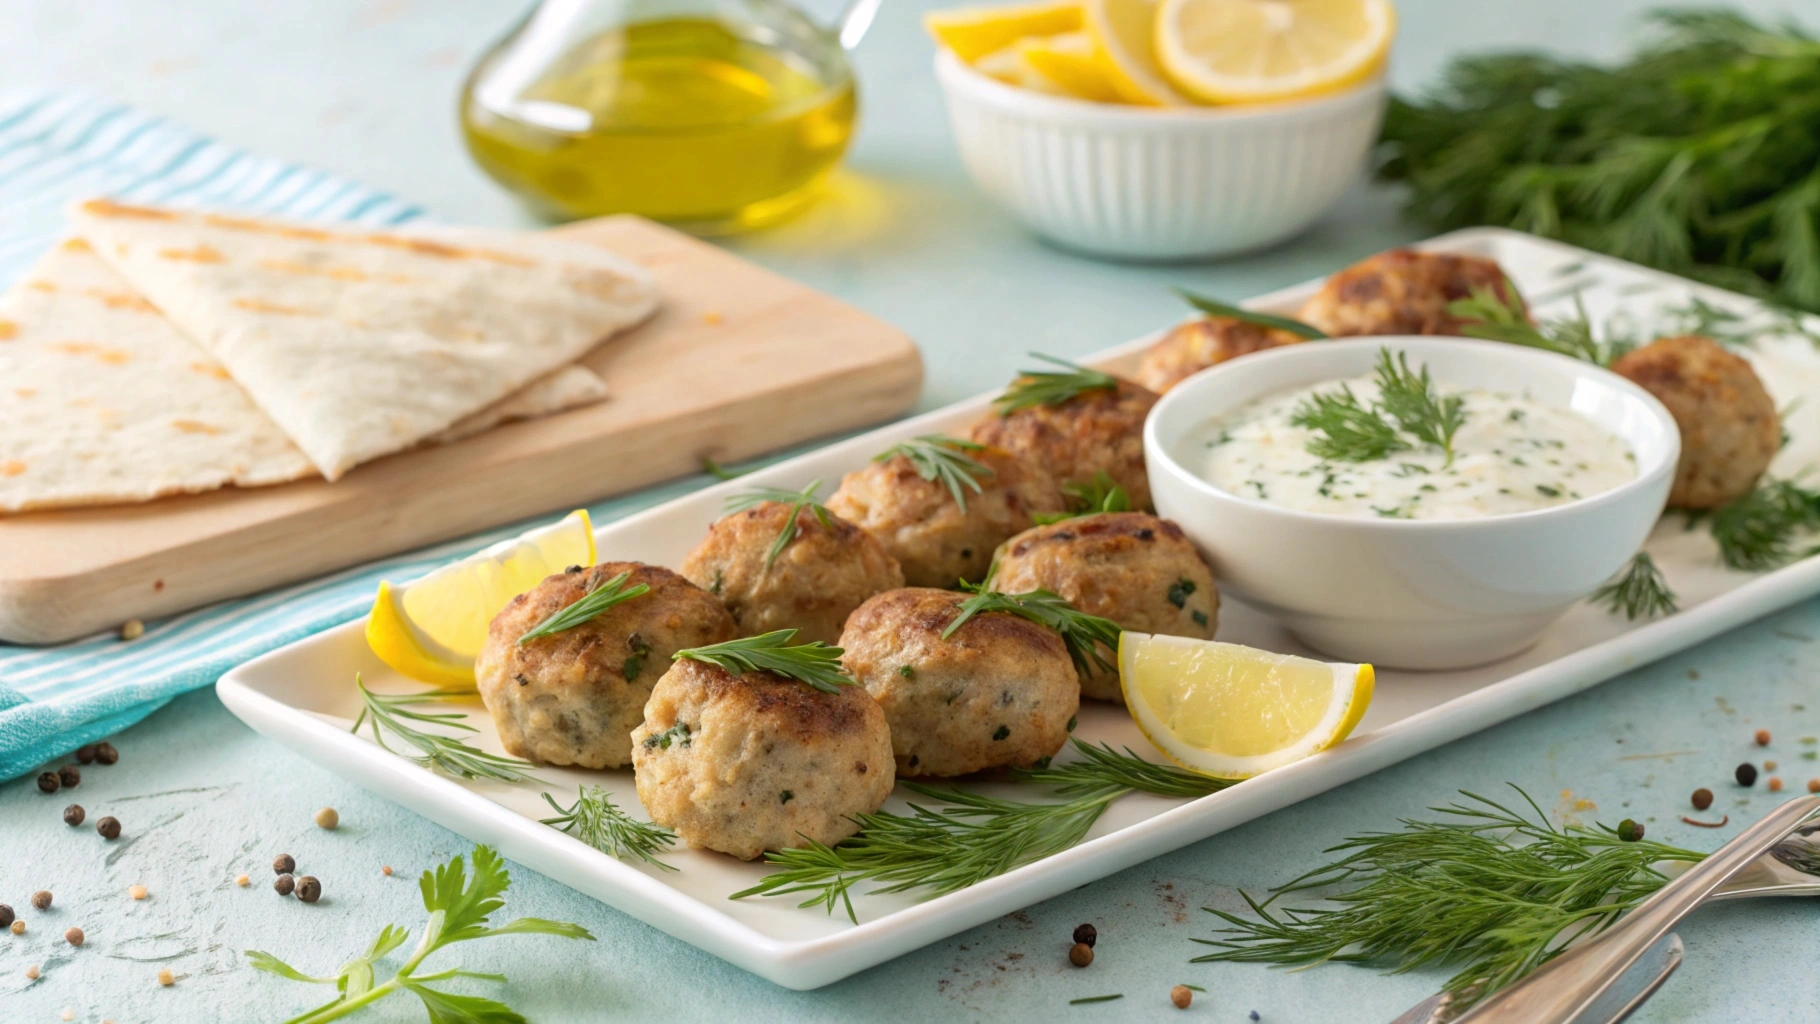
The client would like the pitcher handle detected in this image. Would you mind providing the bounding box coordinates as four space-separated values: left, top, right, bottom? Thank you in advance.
836 0 881 49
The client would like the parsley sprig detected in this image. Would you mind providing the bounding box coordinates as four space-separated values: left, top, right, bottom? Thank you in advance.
541 786 676 869
1290 349 1464 466
878 435 994 511
516 570 650 644
351 676 540 784
1034 471 1132 525
247 846 593 1024
725 480 832 571
994 353 1119 415
674 629 854 694
944 583 1122 677
1590 552 1678 620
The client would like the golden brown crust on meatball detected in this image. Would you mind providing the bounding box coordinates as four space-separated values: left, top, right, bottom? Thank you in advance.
475 562 736 769
630 659 895 860
1135 316 1306 393
1609 334 1780 509
1299 249 1520 337
827 445 1066 589
992 513 1217 701
839 587 1078 778
968 377 1159 511
681 501 903 645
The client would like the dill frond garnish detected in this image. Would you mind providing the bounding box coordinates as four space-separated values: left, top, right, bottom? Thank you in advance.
878 435 994 512
540 786 676 869
1034 471 1132 524
1190 787 1704 1014
731 741 1227 921
944 584 1123 677
516 570 651 644
1709 478 1820 571
350 675 540 783
1590 552 1678 620
1450 286 1635 365
1372 349 1465 465
994 353 1119 415
1658 296 1820 350
1290 386 1410 463
725 480 832 570
674 629 854 694
1174 289 1328 339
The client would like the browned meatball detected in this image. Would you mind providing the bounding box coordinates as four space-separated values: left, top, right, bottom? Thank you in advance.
991 513 1216 701
827 443 1065 588
840 587 1078 777
969 377 1159 511
475 562 736 769
1299 249 1520 337
681 500 903 645
1135 316 1306 393
631 658 894 860
1610 335 1780 509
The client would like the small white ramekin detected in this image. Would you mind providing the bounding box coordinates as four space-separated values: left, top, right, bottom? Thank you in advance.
934 51 1386 261
1145 338 1680 670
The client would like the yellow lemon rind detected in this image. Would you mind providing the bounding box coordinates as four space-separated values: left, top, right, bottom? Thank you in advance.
1153 0 1394 105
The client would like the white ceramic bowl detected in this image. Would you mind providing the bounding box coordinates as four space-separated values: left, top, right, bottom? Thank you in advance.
1145 338 1680 670
934 51 1386 261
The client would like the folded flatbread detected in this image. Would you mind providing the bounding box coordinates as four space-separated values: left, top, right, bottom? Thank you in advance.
72 200 657 479
0 240 610 513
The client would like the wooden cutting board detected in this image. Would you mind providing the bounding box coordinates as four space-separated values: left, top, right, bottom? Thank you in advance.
0 215 923 644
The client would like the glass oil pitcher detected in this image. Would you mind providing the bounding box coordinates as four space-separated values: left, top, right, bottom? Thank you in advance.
460 0 878 233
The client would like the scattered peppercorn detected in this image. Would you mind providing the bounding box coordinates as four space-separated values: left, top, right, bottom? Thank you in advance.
64 927 84 947
1069 942 1094 967
314 807 339 830
119 619 144 641
1617 819 1645 842
62 804 85 827
128 885 147 901
1756 729 1771 746
235 874 250 887
273 853 295 875
96 816 121 840
1073 923 1097 947
1251 1012 1261 1021
58 765 80 788
32 891 52 911
157 968 174 987
75 744 97 765
1691 788 1713 810
1736 762 1759 786
1768 777 1784 792
24 964 38 980
0 905 12 929
382 865 393 876
1171 985 1192 1009
9 921 22 935
1765 759 1779 771
1808 779 1820 794
274 874 295 897
94 742 118 765
296 876 322 904
36 771 60 793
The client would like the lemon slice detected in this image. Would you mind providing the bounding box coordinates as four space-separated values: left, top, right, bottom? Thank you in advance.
925 1 1084 62
1155 0 1394 104
365 509 596 687
975 42 1069 93
1120 632 1372 778
1083 0 1190 106
1019 32 1123 102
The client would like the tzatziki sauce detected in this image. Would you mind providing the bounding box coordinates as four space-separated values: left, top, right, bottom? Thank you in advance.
1195 374 1637 519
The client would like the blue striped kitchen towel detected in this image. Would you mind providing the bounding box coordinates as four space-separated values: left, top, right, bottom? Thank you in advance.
0 89 704 781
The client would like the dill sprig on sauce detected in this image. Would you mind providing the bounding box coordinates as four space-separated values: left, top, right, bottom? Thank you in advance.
516 570 651 645
1373 349 1465 465
945 584 1123 677
1190 787 1705 1013
878 435 994 512
1034 471 1132 525
1290 386 1410 463
993 353 1119 415
350 676 540 783
725 479 832 570
540 786 677 869
1708 478 1820 571
674 629 854 694
1174 289 1329 339
1591 552 1678 620
731 741 1227 922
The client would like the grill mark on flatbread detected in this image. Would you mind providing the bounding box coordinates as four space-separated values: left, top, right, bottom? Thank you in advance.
362 232 538 267
171 419 224 435
1 462 25 477
88 199 536 267
49 341 133 364
190 361 233 380
14 388 37 398
257 258 416 284
0 319 15 340
203 213 334 241
62 238 93 252
79 198 177 221
25 281 56 293
159 243 227 264
84 289 158 312
232 297 318 317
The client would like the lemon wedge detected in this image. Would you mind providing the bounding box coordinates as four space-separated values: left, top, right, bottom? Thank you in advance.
1120 632 1372 778
976 42 1069 93
1155 0 1394 104
365 509 596 687
1083 0 1190 105
1019 32 1123 102
925 1 1084 62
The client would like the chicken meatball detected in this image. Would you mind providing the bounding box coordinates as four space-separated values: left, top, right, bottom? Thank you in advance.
1299 249 1520 337
681 500 903 645
969 376 1159 511
475 562 736 769
991 513 1217 702
827 442 1066 588
1610 334 1780 509
631 658 895 860
840 587 1078 777
1135 316 1306 393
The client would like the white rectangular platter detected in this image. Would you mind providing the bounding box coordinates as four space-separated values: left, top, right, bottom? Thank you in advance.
218 227 1820 990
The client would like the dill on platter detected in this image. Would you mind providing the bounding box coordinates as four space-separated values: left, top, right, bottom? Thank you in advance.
1708 478 1820 571
945 584 1123 678
1591 552 1678 620
878 435 994 512
350 675 540 784
540 786 677 869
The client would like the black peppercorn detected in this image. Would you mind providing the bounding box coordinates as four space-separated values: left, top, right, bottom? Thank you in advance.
31 890 51 911
62 804 85 827
1691 787 1714 810
0 905 11 930
58 765 80 788
36 771 59 794
75 744 97 765
1069 942 1094 967
273 853 296 875
274 873 295 897
1073 923 1097 947
1617 819 1645 842
296 876 322 904
94 742 118 765
1736 762 1759 787
96 816 121 839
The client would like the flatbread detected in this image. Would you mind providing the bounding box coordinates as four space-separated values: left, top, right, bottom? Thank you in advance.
72 200 657 479
0 241 611 513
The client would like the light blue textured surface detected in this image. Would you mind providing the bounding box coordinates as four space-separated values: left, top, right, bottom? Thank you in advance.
3 1 1819 1022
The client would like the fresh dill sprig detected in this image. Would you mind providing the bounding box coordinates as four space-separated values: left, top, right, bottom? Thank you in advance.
945 584 1123 677
540 786 676 870
1175 289 1328 339
516 570 651 644
1659 296 1820 350
701 456 750 481
350 675 540 783
1709 478 1820 570
1069 994 1124 1005
674 629 854 694
1450 286 1636 366
994 353 1119 415
1290 386 1410 463
878 435 994 512
725 480 832 570
1373 349 1465 465
1591 552 1678 620
731 740 1226 922
1034 471 1131 524
247 846 592 1024
1190 787 1705 1013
